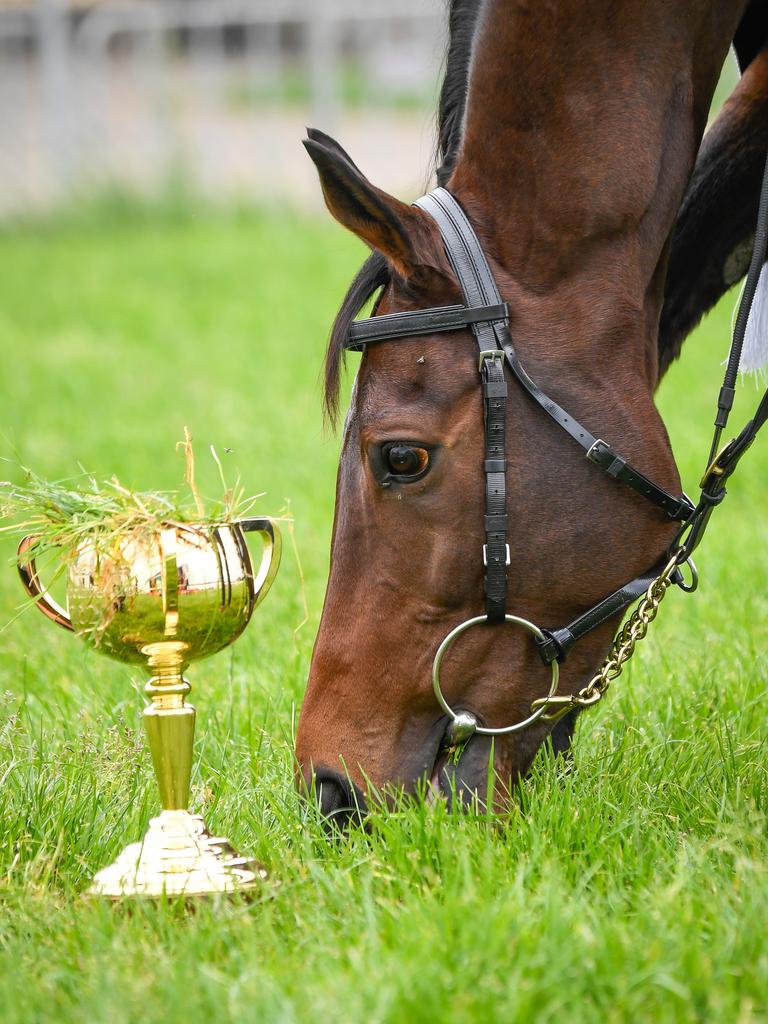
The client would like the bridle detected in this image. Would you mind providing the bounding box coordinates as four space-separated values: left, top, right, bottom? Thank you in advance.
343 165 768 746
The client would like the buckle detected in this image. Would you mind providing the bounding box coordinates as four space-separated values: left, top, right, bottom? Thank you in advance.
585 438 608 464
483 543 511 566
699 437 737 489
478 348 503 372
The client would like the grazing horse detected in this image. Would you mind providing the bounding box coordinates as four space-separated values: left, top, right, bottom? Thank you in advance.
297 0 768 817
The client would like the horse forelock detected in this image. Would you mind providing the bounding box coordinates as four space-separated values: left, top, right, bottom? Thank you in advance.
324 251 389 426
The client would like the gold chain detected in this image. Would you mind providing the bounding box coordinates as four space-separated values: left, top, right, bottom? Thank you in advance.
573 554 680 707
532 553 682 721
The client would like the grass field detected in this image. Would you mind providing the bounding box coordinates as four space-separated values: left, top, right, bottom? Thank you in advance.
1 198 767 1023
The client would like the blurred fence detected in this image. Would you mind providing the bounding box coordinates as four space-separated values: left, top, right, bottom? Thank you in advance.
0 0 445 217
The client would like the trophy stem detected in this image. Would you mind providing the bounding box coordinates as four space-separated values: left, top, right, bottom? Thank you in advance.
143 657 195 811
88 641 268 898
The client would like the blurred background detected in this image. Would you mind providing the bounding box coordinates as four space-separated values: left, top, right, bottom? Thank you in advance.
0 0 446 218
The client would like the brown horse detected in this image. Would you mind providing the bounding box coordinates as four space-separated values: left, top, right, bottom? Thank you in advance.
297 0 768 819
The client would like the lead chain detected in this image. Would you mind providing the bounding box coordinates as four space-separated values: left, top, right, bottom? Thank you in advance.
571 553 681 709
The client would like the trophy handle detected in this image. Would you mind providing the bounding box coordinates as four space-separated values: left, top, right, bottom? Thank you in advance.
239 518 282 608
16 535 74 632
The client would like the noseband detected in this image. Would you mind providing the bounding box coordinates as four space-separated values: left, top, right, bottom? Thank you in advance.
344 173 768 744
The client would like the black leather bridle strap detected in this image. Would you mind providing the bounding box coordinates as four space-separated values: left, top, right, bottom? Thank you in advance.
414 190 506 343
347 302 510 350
497 341 694 521
481 352 509 621
679 384 768 558
536 562 684 665
414 189 511 621
585 440 693 520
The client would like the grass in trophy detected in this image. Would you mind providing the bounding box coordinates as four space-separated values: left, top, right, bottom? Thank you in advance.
1 197 768 1023
1 428 258 559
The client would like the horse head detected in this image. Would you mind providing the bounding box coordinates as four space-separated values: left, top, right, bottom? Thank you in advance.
296 0 768 818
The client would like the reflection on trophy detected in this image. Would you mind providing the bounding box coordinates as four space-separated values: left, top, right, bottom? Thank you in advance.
17 518 281 898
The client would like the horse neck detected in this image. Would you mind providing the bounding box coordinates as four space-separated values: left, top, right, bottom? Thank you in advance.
448 0 740 384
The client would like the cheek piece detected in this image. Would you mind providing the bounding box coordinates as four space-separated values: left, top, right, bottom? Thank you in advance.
342 164 768 739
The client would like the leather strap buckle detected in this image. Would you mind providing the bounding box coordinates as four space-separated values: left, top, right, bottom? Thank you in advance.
483 543 511 566
585 437 610 465
478 348 503 372
699 437 737 489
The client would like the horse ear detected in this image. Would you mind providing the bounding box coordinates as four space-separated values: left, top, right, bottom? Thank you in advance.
303 131 426 278
305 127 365 174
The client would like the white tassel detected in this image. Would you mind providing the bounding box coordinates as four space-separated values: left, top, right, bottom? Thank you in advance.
739 262 768 374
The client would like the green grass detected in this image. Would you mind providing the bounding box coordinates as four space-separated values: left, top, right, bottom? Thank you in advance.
1 198 767 1023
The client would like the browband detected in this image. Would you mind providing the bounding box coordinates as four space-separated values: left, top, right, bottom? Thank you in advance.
347 302 509 350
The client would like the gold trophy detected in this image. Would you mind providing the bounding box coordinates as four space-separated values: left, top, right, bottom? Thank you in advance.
16 518 281 898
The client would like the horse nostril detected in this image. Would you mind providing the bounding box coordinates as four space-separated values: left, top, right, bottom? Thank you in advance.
313 771 365 831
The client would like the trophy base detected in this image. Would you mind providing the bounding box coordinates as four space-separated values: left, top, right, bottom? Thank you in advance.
88 810 268 898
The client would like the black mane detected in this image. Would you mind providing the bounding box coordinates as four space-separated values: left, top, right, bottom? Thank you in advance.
436 0 482 185
323 1 481 422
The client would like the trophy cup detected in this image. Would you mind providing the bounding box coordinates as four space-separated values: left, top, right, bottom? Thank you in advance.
16 517 281 898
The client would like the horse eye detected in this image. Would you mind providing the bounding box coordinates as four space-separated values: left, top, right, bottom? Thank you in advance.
384 443 430 478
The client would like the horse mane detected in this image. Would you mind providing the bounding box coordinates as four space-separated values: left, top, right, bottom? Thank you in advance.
323 0 482 423
436 0 483 185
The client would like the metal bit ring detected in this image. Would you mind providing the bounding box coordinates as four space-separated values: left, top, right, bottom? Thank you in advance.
432 614 560 737
676 555 698 593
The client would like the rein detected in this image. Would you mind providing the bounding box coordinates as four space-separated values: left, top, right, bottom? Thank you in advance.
343 162 768 745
